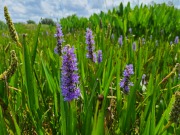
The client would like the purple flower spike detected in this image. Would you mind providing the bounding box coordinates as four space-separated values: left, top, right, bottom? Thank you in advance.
86 28 96 61
93 52 97 63
120 64 134 94
123 64 134 77
54 23 64 55
61 45 81 101
118 35 123 47
174 36 179 44
132 42 136 51
97 50 102 63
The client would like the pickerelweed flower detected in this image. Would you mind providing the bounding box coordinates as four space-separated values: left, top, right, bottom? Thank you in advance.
174 36 179 44
120 64 134 94
118 35 123 47
86 28 95 62
54 23 64 55
93 52 97 63
97 50 102 63
132 42 136 51
61 45 80 101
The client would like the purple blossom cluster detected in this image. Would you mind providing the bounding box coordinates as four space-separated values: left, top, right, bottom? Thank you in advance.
120 64 134 94
86 28 95 61
174 36 179 44
92 52 97 63
97 50 102 63
54 23 64 55
118 35 123 47
61 45 80 101
85 28 103 63
132 42 136 51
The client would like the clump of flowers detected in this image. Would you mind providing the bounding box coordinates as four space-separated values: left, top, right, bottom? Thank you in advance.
85 28 103 63
54 23 64 55
120 64 134 94
118 35 123 47
85 28 95 62
132 42 136 51
61 45 80 101
174 36 179 44
97 50 102 63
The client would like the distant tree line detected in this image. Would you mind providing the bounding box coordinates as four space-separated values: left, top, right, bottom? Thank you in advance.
27 20 36 24
40 18 55 26
27 18 55 26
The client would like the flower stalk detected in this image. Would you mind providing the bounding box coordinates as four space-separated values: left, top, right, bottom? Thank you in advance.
54 23 64 55
0 50 18 80
86 28 95 62
120 64 134 94
4 6 21 47
61 45 80 101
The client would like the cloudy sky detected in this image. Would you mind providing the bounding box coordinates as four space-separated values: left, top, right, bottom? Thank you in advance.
0 0 180 23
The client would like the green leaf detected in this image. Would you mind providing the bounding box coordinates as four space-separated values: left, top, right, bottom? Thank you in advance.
22 34 39 111
0 106 8 135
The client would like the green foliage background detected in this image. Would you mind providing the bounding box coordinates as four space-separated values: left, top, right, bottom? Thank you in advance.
0 2 180 135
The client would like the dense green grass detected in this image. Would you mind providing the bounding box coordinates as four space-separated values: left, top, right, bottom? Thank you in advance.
0 2 180 135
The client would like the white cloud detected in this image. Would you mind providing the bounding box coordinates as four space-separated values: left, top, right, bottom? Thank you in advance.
11 3 26 14
0 0 179 23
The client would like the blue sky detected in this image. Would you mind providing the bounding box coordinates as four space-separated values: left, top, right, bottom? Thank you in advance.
0 0 180 23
